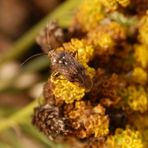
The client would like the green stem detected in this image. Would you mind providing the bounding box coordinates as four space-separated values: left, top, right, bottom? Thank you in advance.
21 123 65 148
0 0 82 65
0 100 38 132
0 55 49 92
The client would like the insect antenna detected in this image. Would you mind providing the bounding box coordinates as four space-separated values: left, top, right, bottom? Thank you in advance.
20 53 47 68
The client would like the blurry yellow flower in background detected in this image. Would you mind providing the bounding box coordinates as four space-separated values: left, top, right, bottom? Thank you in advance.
74 0 104 31
107 127 144 148
134 44 148 69
132 67 147 85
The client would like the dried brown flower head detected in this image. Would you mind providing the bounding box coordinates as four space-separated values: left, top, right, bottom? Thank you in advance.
32 104 71 140
36 21 64 53
87 68 121 107
64 101 109 139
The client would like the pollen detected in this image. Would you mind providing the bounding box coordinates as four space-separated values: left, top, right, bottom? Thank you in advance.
50 75 85 104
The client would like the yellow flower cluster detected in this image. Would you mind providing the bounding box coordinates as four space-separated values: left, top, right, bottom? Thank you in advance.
116 0 130 7
89 30 115 55
106 128 144 148
128 113 148 147
87 22 126 55
100 0 130 11
74 0 104 31
50 75 85 104
124 86 148 113
132 67 147 85
134 44 148 69
106 21 126 40
82 63 96 80
61 39 94 64
100 0 117 10
138 11 148 45
65 101 109 138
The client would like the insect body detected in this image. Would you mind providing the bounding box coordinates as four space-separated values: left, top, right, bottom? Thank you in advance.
48 50 92 91
37 21 92 91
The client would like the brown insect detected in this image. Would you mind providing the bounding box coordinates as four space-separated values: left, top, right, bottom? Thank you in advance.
48 50 93 91
37 21 93 91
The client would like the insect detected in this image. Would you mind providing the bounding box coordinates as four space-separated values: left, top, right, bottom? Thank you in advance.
48 50 93 91
37 21 93 91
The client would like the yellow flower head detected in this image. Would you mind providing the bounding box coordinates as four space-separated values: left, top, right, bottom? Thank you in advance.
116 0 130 7
50 75 85 104
82 63 96 80
134 44 148 68
132 67 147 85
128 112 148 147
138 12 148 45
100 0 118 10
106 127 144 148
87 22 126 55
126 86 148 113
100 0 130 11
93 31 115 51
74 0 104 31
57 39 94 64
88 30 115 55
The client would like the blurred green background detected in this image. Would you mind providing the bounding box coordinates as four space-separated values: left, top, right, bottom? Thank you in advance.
0 0 81 147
